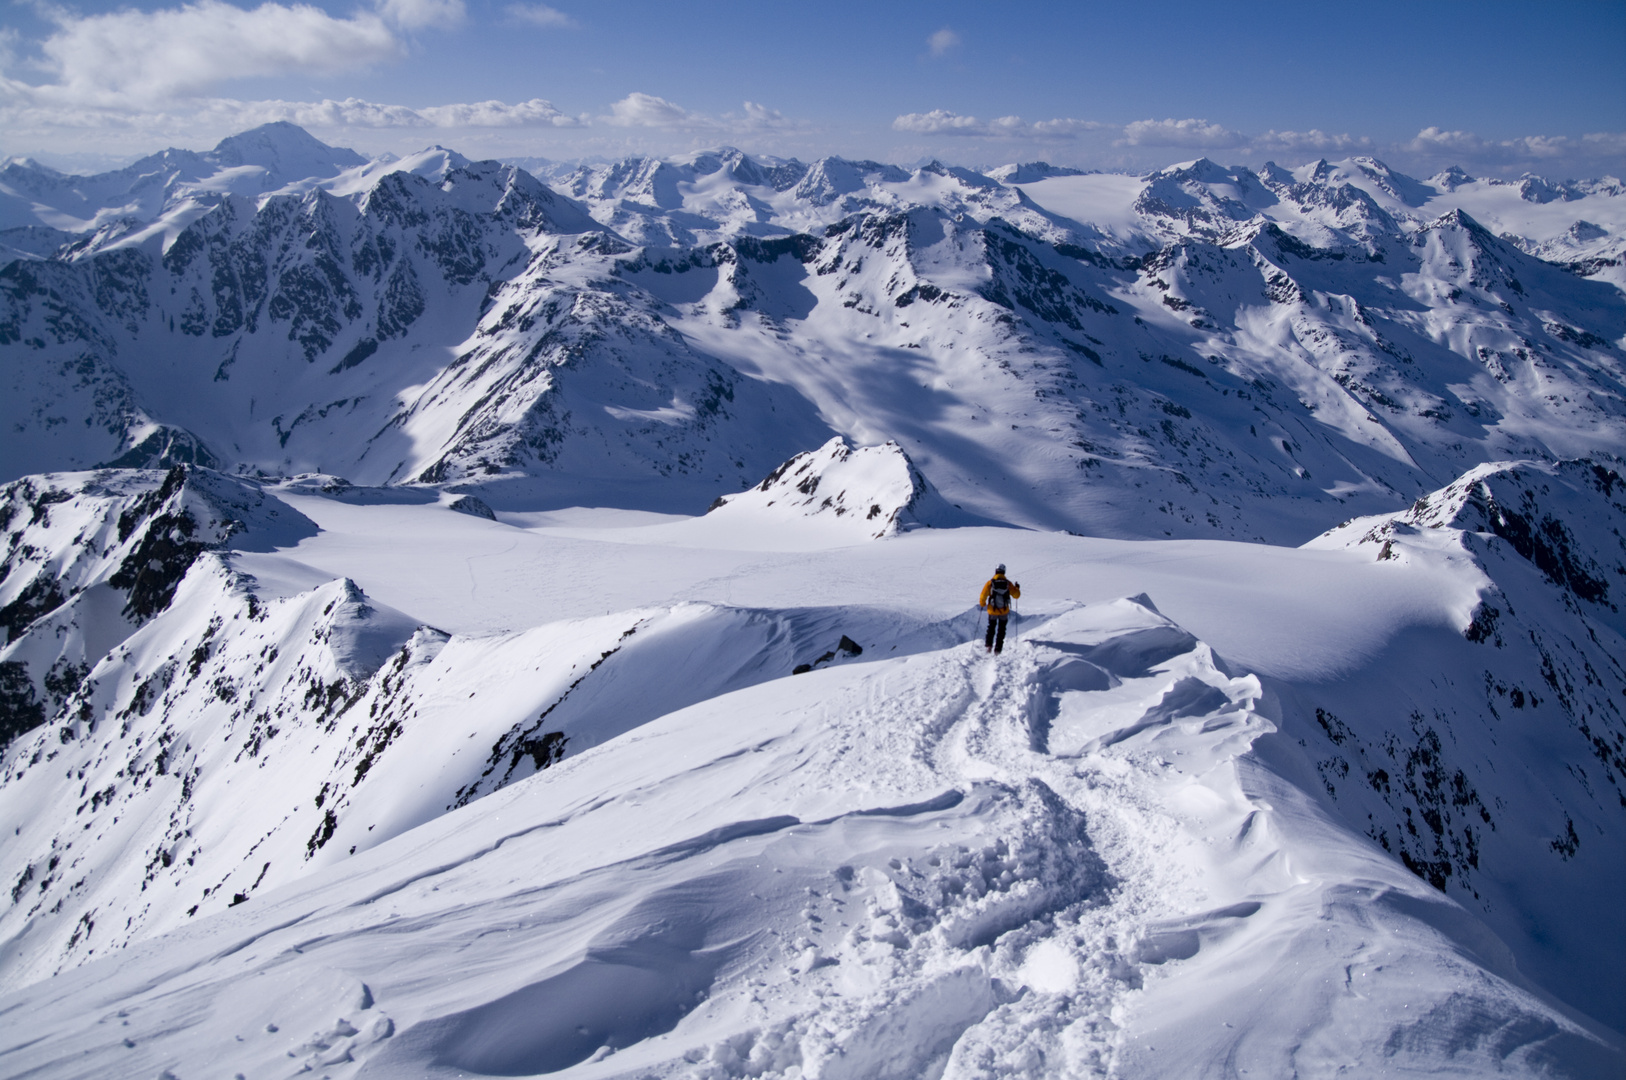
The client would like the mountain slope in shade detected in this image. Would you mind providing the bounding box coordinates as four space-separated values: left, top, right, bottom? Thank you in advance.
1296 457 1626 1023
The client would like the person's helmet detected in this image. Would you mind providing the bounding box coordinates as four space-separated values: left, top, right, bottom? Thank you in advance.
995 564 1006 574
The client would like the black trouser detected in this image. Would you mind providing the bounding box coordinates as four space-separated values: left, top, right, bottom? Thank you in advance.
985 614 1008 652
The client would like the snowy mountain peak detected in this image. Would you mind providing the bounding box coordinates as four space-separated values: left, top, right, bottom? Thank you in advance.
207 122 367 181
707 438 957 540
3 122 1626 1077
1317 458 1626 635
987 161 1088 184
1431 164 1477 191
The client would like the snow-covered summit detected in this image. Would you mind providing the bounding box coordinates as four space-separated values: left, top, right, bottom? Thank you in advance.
706 437 955 540
205 121 368 184
986 162 1089 184
0 123 367 233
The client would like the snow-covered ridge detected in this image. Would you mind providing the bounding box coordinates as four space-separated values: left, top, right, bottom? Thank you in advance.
0 466 318 741
1297 458 1626 1016
2 123 1625 1078
0 448 1621 1073
1 588 1618 1077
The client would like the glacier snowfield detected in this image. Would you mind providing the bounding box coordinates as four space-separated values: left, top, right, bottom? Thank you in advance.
0 124 1623 1077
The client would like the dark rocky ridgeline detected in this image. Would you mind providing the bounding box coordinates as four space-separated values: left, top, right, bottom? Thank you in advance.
1293 456 1626 1022
0 465 317 750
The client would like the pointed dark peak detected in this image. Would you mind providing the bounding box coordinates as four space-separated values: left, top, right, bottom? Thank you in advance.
1431 207 1492 236
1149 157 1205 179
1257 161 1296 188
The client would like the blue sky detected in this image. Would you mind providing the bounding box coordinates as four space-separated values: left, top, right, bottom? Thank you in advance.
2 0 1622 176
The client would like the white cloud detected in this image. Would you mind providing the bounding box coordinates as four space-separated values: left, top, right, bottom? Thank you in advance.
1250 129 1372 153
1406 126 1577 160
505 3 576 28
892 110 1103 139
1406 126 1482 153
1582 131 1626 154
1118 118 1245 149
1405 126 1616 165
0 94 583 137
230 95 581 128
1027 117 1109 138
376 0 465 30
604 91 697 128
893 109 981 135
2 0 411 106
927 28 960 57
418 98 579 127
595 93 803 136
738 101 800 132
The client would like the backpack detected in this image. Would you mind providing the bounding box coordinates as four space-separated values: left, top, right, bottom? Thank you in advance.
987 578 1011 613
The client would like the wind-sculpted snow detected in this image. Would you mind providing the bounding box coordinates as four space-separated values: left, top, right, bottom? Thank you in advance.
0 500 976 991
0 598 1615 1078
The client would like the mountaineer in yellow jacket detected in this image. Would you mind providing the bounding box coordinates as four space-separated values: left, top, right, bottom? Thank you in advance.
978 564 1021 654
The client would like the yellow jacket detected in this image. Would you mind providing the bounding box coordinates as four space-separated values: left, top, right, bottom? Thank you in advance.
979 574 1020 615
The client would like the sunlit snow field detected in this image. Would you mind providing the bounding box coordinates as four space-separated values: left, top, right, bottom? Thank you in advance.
262 494 1474 683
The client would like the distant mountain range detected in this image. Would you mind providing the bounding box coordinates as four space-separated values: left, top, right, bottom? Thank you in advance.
2 122 1620 541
